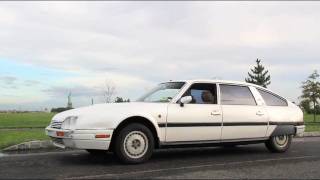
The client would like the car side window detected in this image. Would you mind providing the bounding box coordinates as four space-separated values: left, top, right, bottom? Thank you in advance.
257 89 288 106
183 83 217 104
220 84 257 105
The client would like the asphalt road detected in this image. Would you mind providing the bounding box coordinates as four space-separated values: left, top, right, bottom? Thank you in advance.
1 137 320 179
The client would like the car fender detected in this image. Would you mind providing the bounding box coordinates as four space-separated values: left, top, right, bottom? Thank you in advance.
114 113 163 141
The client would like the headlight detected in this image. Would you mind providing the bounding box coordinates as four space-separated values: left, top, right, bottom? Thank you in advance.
61 116 78 130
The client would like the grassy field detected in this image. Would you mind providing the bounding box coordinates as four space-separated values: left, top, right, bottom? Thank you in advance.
0 112 319 150
303 113 320 132
0 112 54 128
0 112 53 149
0 129 49 149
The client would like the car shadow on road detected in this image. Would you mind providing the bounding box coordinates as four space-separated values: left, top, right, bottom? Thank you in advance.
56 151 119 165
58 144 269 166
154 145 267 159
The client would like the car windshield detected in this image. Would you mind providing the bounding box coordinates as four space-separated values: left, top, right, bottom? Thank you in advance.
137 82 185 103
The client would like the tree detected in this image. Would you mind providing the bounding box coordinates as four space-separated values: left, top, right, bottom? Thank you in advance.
103 80 116 103
51 107 73 113
114 97 130 103
299 99 311 114
114 97 124 103
245 58 271 88
301 70 320 122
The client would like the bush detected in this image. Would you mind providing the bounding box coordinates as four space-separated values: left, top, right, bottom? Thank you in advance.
51 107 73 113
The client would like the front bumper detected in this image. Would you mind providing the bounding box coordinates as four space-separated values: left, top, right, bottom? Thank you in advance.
45 127 114 150
295 125 305 136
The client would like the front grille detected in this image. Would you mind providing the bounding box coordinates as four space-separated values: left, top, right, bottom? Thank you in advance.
51 138 64 145
51 121 62 129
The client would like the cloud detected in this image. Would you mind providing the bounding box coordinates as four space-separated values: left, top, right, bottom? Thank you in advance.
0 2 320 110
0 75 42 88
23 80 41 86
0 76 17 85
43 85 101 97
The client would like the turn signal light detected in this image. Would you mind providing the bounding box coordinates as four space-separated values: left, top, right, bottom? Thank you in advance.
56 131 64 137
95 134 110 138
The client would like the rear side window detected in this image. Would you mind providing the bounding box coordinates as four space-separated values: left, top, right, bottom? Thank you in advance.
257 89 288 106
220 84 257 105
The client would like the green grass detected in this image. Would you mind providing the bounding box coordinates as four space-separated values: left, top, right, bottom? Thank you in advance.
303 113 320 132
0 112 54 128
0 129 49 149
303 113 320 122
0 112 53 149
305 125 320 132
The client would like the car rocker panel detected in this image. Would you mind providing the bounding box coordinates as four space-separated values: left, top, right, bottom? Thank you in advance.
45 79 305 164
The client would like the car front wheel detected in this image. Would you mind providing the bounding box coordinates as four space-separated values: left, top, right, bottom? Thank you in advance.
114 123 154 164
265 134 292 153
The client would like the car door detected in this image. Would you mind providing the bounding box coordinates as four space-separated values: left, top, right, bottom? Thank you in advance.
256 88 292 137
220 84 268 140
165 83 222 142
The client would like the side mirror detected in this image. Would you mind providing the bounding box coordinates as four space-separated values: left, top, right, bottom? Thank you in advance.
180 96 192 107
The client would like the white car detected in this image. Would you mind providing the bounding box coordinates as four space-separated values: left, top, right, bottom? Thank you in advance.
45 79 305 164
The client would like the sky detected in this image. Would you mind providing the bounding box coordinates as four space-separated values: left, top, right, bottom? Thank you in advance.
0 2 320 111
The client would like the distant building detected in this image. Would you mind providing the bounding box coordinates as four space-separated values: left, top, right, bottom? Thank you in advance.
67 92 73 108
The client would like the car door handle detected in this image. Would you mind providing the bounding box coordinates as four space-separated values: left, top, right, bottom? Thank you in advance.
256 111 264 116
211 111 221 115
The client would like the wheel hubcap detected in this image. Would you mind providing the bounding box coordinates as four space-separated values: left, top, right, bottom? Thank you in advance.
275 135 288 147
124 131 148 159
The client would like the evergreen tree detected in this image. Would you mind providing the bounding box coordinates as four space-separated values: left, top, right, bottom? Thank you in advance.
114 97 130 103
301 70 320 122
245 58 271 88
114 97 124 103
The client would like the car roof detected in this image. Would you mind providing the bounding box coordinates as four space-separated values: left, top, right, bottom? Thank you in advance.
166 79 267 89
163 79 290 102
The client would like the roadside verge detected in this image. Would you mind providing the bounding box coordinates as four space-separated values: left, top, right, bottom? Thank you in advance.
2 140 55 151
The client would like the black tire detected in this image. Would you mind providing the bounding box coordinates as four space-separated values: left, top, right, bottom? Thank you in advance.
86 149 107 155
265 135 292 153
114 123 154 164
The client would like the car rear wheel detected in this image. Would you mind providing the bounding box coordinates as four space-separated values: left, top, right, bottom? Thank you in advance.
265 134 292 153
114 123 154 164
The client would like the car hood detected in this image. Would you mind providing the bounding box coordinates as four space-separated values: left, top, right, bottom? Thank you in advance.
51 102 168 129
